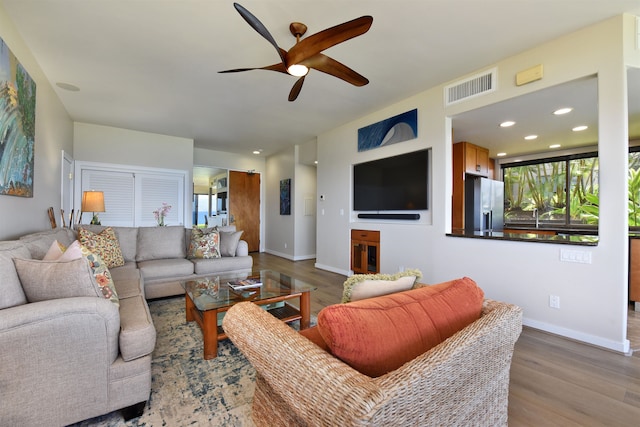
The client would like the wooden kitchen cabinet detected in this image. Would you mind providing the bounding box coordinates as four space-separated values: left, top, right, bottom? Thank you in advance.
351 229 380 274
630 237 640 307
458 141 490 176
452 141 491 230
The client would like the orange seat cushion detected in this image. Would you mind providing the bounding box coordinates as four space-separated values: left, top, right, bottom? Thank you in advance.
317 277 484 377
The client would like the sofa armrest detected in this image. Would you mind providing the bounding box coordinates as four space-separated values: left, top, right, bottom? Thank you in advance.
223 302 385 424
0 297 121 425
235 240 249 256
372 299 523 426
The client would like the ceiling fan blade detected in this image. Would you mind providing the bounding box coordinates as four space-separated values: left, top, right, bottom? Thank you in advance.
219 62 288 74
288 76 305 102
302 54 369 86
233 3 287 65
286 15 373 66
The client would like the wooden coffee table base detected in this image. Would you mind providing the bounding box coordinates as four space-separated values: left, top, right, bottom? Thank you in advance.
185 291 312 359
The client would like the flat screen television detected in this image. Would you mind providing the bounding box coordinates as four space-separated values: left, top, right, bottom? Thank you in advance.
353 149 429 211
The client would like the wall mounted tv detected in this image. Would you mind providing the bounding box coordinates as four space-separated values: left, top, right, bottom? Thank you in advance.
353 149 429 211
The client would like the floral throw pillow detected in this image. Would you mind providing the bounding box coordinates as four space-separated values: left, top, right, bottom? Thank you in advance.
188 228 221 259
78 227 125 268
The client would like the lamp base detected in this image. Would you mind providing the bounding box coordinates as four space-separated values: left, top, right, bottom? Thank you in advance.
90 213 101 225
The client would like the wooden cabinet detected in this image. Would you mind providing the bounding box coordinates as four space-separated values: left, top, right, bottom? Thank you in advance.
630 237 640 306
351 229 380 274
452 142 491 230
463 142 490 175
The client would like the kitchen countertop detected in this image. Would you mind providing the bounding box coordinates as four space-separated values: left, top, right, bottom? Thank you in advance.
447 229 599 246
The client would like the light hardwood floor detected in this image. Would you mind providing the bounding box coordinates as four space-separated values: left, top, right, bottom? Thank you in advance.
251 252 640 426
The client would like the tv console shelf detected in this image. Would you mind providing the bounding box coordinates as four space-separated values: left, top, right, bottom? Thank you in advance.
351 229 380 274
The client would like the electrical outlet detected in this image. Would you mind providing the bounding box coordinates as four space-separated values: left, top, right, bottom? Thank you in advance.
549 295 560 309
284 243 287 249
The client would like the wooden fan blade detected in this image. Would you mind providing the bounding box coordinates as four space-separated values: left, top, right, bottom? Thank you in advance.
288 76 305 101
219 62 288 74
302 54 369 86
233 3 287 65
286 16 373 66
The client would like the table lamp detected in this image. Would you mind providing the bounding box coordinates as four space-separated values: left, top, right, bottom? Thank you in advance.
82 191 105 225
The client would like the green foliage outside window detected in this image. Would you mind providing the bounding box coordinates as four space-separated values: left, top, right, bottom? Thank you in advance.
503 151 640 228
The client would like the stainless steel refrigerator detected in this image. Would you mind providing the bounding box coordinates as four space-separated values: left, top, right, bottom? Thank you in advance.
465 177 504 232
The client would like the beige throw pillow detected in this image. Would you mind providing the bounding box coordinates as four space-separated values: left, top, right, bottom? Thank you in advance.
341 269 423 303
14 257 105 302
219 230 244 257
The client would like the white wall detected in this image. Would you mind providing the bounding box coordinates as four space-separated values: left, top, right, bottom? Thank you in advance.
294 148 317 260
74 122 193 170
265 146 295 258
0 4 74 240
316 15 635 352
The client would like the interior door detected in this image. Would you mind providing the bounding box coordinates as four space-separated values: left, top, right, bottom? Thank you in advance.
229 171 260 252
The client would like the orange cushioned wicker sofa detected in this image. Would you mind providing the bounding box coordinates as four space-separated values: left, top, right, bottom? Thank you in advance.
222 277 522 427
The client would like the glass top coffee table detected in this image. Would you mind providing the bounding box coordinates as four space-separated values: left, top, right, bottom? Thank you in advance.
182 270 317 359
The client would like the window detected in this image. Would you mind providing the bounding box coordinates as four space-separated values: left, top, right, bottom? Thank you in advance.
193 193 211 226
502 152 599 229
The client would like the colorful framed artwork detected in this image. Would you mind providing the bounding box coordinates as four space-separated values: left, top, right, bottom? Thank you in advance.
280 178 291 215
357 108 417 152
0 37 37 197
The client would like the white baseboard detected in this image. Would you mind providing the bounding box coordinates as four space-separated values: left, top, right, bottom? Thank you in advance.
313 262 350 277
264 249 316 262
523 317 631 354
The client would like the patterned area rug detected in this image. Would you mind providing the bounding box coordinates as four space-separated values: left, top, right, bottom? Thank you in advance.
72 296 271 427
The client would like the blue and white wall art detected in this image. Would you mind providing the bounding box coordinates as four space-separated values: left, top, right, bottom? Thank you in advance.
357 109 417 152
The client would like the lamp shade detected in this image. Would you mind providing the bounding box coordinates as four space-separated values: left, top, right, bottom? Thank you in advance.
82 191 105 212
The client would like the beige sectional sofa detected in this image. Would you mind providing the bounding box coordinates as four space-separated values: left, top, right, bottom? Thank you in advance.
0 224 252 426
81 224 253 298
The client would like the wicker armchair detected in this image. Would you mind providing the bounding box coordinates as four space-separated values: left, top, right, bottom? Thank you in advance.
223 299 522 427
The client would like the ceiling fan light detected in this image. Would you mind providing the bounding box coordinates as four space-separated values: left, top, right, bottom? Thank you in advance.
287 64 309 77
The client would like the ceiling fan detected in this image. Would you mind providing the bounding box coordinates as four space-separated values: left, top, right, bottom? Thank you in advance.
219 2 373 101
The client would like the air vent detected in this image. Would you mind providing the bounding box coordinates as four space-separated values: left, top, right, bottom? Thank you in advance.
445 68 497 105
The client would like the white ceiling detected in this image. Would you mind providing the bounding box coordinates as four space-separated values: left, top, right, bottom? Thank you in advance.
3 0 640 160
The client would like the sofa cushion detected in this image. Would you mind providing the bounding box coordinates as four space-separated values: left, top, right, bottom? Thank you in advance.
299 326 330 352
109 263 143 299
341 269 422 303
136 226 186 261
14 257 107 302
117 294 156 361
19 228 77 259
138 258 195 280
187 227 221 259
0 241 29 309
191 256 253 275
219 230 243 257
317 277 484 377
78 227 125 268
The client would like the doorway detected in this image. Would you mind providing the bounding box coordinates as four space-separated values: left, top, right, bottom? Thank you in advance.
229 171 260 252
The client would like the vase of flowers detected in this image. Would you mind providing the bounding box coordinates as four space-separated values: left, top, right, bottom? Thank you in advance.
153 203 172 226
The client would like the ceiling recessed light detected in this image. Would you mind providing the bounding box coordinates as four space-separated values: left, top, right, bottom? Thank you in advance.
572 125 588 132
553 107 573 115
524 135 538 140
549 144 561 149
497 152 507 157
56 82 80 92
252 149 262 155
500 121 516 127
